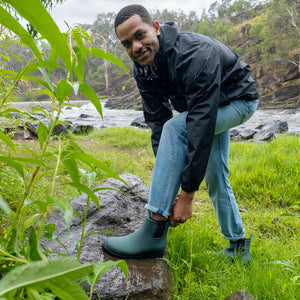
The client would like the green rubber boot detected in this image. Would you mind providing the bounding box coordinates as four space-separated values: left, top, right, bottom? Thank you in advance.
224 235 252 263
102 216 170 259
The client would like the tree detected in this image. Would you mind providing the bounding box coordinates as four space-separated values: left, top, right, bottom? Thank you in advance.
152 8 199 32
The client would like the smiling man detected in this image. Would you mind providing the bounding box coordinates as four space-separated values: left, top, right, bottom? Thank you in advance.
102 4 259 262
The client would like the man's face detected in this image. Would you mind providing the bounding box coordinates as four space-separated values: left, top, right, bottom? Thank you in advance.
116 14 160 66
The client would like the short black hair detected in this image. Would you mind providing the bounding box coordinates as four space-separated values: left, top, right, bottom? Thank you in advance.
114 4 152 33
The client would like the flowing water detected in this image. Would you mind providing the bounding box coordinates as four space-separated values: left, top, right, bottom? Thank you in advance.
60 102 300 134
11 101 300 134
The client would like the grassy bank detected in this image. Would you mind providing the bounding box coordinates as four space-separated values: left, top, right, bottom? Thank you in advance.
75 128 300 299
1 127 299 299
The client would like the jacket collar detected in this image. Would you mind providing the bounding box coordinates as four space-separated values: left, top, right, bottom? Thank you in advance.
158 22 179 54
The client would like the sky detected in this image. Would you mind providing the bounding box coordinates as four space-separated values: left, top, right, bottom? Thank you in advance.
50 0 218 31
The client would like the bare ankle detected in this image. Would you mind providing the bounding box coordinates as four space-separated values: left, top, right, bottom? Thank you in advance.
151 212 167 221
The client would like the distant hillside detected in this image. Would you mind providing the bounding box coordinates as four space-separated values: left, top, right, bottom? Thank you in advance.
223 1 300 108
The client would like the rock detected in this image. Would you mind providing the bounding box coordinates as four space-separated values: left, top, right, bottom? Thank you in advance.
235 24 251 46
52 123 72 136
41 173 173 300
224 289 257 300
79 113 92 118
239 128 257 140
131 116 149 129
25 121 38 137
105 90 142 110
231 119 288 142
72 124 94 134
24 121 72 138
253 131 275 142
255 119 288 133
272 58 300 82
230 128 242 141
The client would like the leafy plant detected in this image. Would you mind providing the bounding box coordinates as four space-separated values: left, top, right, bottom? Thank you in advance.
0 0 128 298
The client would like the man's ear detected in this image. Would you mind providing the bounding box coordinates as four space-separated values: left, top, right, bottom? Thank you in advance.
152 21 160 36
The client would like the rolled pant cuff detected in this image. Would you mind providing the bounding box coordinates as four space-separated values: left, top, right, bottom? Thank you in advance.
144 204 170 219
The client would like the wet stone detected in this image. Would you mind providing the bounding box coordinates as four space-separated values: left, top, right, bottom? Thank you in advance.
41 173 173 300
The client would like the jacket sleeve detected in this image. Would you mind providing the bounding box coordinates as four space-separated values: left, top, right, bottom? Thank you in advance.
141 91 173 155
178 45 222 192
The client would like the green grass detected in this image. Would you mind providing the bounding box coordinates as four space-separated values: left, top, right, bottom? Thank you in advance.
1 127 299 299
75 128 299 300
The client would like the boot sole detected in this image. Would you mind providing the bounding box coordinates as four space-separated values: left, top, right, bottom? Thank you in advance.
102 245 165 259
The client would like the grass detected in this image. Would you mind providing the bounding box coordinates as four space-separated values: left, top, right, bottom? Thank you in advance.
74 128 299 300
1 127 299 299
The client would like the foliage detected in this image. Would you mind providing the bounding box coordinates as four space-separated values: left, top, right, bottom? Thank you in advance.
0 0 128 298
198 16 236 43
248 0 300 64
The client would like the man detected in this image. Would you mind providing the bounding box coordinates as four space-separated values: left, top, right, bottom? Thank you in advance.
102 4 259 262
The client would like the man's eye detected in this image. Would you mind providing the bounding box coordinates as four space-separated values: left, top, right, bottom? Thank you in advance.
122 42 131 48
136 32 144 39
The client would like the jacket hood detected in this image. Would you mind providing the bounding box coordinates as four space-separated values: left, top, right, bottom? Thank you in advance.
158 22 179 54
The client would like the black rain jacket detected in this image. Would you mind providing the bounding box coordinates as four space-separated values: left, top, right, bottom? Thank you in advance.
133 22 259 192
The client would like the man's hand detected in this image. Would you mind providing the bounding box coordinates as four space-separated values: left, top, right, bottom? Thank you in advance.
169 190 195 227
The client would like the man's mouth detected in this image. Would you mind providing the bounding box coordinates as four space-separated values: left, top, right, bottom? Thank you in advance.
135 49 150 60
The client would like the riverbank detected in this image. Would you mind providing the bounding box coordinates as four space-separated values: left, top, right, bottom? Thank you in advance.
8 100 300 133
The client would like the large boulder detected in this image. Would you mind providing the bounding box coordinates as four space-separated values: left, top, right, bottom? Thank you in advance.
41 173 173 300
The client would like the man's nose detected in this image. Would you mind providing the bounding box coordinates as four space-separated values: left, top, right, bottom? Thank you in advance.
132 40 142 53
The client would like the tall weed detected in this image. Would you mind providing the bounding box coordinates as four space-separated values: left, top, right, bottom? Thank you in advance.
0 1 128 298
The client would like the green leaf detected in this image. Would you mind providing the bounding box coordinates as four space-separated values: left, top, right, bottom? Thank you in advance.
0 130 15 152
67 151 125 184
79 168 97 188
65 182 100 211
0 53 10 62
37 121 49 149
73 47 84 83
0 6 42 60
10 157 47 168
0 156 24 178
42 223 56 240
37 66 55 93
22 61 63 76
31 107 49 118
55 80 73 104
68 81 80 95
72 28 88 62
87 260 128 294
4 0 72 71
7 228 19 255
84 230 115 242
79 83 102 118
24 75 52 91
62 156 80 184
0 195 15 221
8 52 23 64
29 228 46 262
0 257 94 297
47 277 90 300
90 47 129 74
56 199 74 231
48 46 58 76
26 288 43 300
21 214 41 233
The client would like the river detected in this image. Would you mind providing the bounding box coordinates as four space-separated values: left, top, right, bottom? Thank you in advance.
10 100 300 134
60 101 300 134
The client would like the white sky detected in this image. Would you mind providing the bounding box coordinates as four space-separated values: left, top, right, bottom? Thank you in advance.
50 0 218 31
